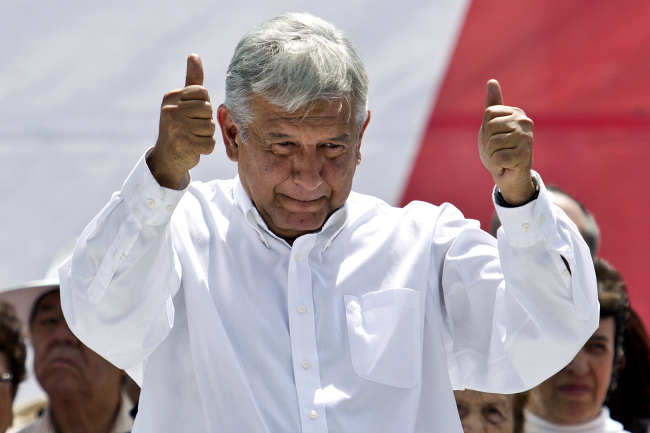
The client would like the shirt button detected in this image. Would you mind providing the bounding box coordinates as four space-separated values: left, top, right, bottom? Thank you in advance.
522 223 531 232
302 360 311 369
562 270 570 277
255 216 262 225
539 214 546 224
309 410 318 419
295 253 302 262
258 234 265 243
166 205 174 213
120 254 125 261
147 199 155 208
297 306 306 314
325 241 332 249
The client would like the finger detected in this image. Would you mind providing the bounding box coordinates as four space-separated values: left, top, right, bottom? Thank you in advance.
189 135 217 156
486 130 533 161
180 86 211 102
168 130 216 156
488 141 532 172
484 79 503 108
186 118 217 137
484 115 518 138
486 113 534 138
179 100 214 119
482 105 514 128
185 54 204 87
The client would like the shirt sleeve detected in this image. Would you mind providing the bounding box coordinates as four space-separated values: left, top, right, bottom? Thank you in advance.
59 148 188 370
432 171 599 394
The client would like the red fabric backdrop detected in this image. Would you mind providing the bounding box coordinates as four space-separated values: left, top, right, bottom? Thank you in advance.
401 0 650 325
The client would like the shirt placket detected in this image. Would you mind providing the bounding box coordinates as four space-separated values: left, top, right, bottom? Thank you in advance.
288 233 328 433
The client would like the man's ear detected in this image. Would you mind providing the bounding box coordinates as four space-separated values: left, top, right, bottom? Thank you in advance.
217 105 240 162
356 111 371 166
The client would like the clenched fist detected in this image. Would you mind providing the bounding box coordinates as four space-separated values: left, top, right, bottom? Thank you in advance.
478 80 535 206
147 54 217 189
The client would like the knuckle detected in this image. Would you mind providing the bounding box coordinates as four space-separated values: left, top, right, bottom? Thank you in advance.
161 105 178 118
162 89 181 101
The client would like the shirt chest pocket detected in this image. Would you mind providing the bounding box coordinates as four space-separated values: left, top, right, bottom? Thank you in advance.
344 288 422 388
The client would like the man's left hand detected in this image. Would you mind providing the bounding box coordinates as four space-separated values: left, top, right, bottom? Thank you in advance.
478 79 535 206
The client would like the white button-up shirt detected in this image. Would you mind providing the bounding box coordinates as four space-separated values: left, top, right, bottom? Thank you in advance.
60 151 598 433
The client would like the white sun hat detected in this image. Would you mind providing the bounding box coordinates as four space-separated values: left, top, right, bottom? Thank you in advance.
0 238 78 336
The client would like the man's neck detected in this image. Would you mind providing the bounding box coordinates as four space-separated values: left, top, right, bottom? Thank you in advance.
48 391 121 433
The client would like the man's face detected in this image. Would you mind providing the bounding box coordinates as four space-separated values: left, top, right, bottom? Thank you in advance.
30 291 124 398
454 390 515 433
528 316 615 424
220 95 369 242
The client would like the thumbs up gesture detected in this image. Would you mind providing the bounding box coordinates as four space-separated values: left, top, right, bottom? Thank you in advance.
478 80 535 206
147 54 217 189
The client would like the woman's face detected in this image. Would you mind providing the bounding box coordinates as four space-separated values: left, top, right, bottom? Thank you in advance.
454 390 515 433
528 316 615 425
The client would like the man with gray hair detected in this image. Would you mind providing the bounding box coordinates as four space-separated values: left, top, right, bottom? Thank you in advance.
60 13 598 432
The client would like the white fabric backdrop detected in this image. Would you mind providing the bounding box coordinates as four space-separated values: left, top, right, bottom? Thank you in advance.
0 0 470 289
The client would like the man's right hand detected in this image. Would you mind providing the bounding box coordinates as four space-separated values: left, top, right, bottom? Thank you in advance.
146 54 216 189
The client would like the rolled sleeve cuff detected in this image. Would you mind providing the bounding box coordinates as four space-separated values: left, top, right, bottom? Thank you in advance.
122 148 189 226
494 171 553 248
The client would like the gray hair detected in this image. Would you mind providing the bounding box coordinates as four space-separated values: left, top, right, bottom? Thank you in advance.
224 13 370 142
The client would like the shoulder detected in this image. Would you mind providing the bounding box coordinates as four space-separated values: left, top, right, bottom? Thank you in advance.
175 178 238 219
347 192 466 225
345 192 452 238
187 178 235 202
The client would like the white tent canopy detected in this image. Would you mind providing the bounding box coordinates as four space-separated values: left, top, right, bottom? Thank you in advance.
0 0 469 289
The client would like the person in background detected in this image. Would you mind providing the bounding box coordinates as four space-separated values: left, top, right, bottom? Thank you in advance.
454 390 528 433
491 185 650 433
15 288 134 433
0 301 26 432
525 258 630 433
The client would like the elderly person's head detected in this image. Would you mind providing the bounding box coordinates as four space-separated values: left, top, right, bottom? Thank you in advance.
29 289 127 431
0 300 26 432
454 390 528 433
217 13 371 242
527 258 628 425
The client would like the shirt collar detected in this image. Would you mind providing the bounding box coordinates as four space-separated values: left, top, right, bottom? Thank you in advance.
34 391 134 433
233 175 349 251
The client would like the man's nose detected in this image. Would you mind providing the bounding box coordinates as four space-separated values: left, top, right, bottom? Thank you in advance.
52 319 80 345
565 348 590 376
461 412 487 433
292 148 323 191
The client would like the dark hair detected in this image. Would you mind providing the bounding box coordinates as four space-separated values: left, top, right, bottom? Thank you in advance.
607 307 650 433
0 300 27 397
595 257 629 382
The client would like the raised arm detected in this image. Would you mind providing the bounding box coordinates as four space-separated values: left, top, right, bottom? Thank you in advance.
430 81 598 393
59 55 215 370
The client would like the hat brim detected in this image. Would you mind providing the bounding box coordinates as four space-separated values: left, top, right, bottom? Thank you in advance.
0 279 60 335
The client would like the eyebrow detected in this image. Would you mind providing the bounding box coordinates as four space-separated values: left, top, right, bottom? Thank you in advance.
591 335 610 342
265 132 351 142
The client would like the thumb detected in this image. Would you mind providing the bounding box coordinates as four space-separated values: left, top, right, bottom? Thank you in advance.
185 54 204 87
484 79 503 108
